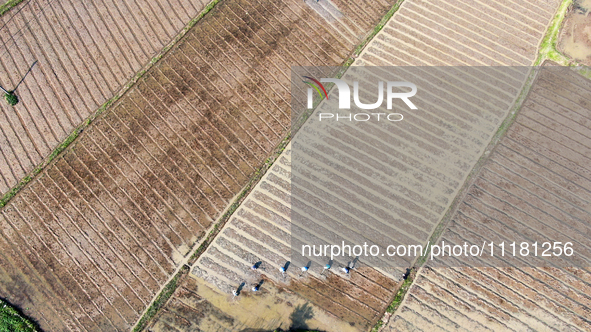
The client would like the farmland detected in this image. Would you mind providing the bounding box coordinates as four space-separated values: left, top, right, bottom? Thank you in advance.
0 0 574 330
386 66 591 331
558 0 591 65
148 147 400 331
0 0 214 196
145 0 566 331
169 63 525 331
182 146 399 331
357 0 560 66
0 0 397 330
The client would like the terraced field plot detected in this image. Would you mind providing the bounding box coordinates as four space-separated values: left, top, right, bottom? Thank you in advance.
290 66 533 271
386 66 591 331
150 0 567 330
356 0 560 66
182 64 530 330
181 146 399 331
0 0 213 195
0 0 394 330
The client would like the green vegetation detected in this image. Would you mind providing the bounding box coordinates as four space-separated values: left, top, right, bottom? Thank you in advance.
536 0 572 66
0 0 24 17
132 265 189 332
386 270 415 314
0 299 38 332
0 0 223 209
576 66 591 79
536 0 591 79
352 0 405 58
369 269 415 332
4 92 18 106
370 320 383 332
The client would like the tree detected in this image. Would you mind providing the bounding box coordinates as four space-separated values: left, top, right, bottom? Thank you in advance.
0 60 37 106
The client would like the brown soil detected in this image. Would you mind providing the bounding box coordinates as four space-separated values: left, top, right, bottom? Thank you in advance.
559 0 591 65
388 67 591 331
0 0 395 330
0 0 207 195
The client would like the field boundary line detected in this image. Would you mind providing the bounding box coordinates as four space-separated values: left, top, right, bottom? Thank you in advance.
0 0 223 209
349 0 405 60
371 0 579 330
133 0 408 330
536 0 591 79
132 265 190 332
370 66 545 331
0 0 24 17
536 0 572 66
132 133 292 332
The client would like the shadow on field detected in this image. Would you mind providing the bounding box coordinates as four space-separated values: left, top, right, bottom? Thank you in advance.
289 302 315 330
239 302 320 332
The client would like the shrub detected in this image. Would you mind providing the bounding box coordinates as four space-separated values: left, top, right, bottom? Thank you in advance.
4 92 18 106
0 299 38 332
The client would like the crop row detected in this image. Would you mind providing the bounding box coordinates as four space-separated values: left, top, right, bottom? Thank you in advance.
388 67 591 331
0 0 380 330
0 0 213 195
356 0 560 66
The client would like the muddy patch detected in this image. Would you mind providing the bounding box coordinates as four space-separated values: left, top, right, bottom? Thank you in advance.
147 275 362 332
559 0 591 64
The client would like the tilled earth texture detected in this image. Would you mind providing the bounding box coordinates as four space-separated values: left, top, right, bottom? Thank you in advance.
0 0 208 195
559 0 591 65
151 259 396 331
149 0 564 331
183 64 525 331
175 146 398 331
356 0 561 66
386 66 591 331
289 66 529 273
0 0 396 331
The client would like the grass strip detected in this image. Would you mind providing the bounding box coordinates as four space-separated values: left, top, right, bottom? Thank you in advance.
534 0 591 78
0 0 223 208
0 0 24 17
371 1 578 331
132 265 189 332
132 132 291 331
0 298 39 332
536 0 572 66
386 268 415 314
371 269 415 332
352 0 404 57
187 133 291 265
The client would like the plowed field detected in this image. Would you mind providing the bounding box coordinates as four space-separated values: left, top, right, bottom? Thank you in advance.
0 0 392 330
387 66 591 332
0 0 211 195
357 0 560 66
149 0 564 331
